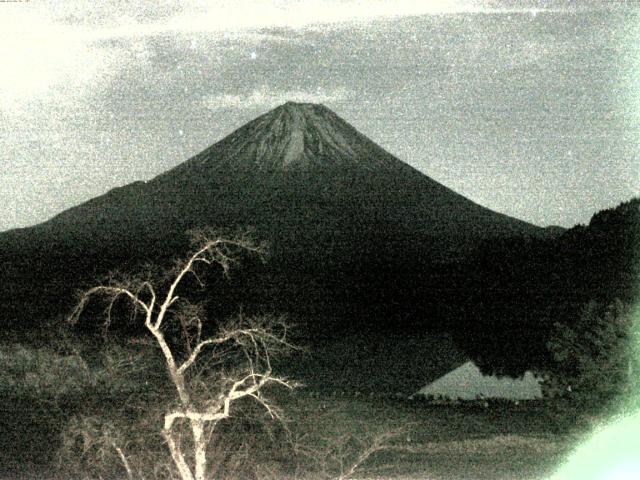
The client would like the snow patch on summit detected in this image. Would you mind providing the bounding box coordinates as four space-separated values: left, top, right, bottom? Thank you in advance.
283 128 305 166
194 102 402 172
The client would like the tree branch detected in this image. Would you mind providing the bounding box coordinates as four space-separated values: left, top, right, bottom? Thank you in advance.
69 285 153 330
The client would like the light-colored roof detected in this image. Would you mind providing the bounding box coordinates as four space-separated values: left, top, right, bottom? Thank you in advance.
418 361 542 400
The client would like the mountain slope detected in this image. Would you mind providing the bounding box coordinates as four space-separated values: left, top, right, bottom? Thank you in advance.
11 102 538 250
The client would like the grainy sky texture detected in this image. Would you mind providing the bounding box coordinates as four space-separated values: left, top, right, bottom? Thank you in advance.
1 0 638 231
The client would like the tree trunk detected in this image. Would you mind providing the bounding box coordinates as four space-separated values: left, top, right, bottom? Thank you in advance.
164 419 195 480
192 420 208 480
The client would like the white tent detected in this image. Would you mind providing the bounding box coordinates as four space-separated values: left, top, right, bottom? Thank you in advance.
417 361 542 400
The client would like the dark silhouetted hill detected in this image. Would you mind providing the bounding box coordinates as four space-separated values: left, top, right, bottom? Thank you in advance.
450 198 639 377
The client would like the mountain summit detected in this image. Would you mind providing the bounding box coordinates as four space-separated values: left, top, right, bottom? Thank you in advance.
183 102 401 171
146 102 540 247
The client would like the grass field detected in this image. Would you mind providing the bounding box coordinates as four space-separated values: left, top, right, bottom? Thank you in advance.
282 393 584 480
0 342 588 479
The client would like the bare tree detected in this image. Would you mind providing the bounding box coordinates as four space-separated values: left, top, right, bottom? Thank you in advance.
69 230 296 480
292 403 418 480
318 430 408 480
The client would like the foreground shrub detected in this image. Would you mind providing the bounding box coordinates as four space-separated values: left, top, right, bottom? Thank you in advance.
0 343 93 399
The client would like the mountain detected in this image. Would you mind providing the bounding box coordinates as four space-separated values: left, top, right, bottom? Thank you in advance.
0 102 541 322
0 102 549 391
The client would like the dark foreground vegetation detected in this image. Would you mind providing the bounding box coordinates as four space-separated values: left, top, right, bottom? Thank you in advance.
0 337 587 480
1 192 637 392
0 198 637 478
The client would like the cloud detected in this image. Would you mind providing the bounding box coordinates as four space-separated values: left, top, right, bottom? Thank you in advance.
36 1 584 40
148 0 589 36
165 0 479 33
0 6 126 112
203 86 351 110
0 0 585 112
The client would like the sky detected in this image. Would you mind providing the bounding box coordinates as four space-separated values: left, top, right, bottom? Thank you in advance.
1 0 638 231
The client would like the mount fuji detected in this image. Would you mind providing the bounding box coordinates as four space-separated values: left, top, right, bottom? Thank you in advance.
1 102 543 327
0 102 551 391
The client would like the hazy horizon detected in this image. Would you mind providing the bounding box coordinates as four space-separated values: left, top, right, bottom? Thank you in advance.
1 0 638 231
